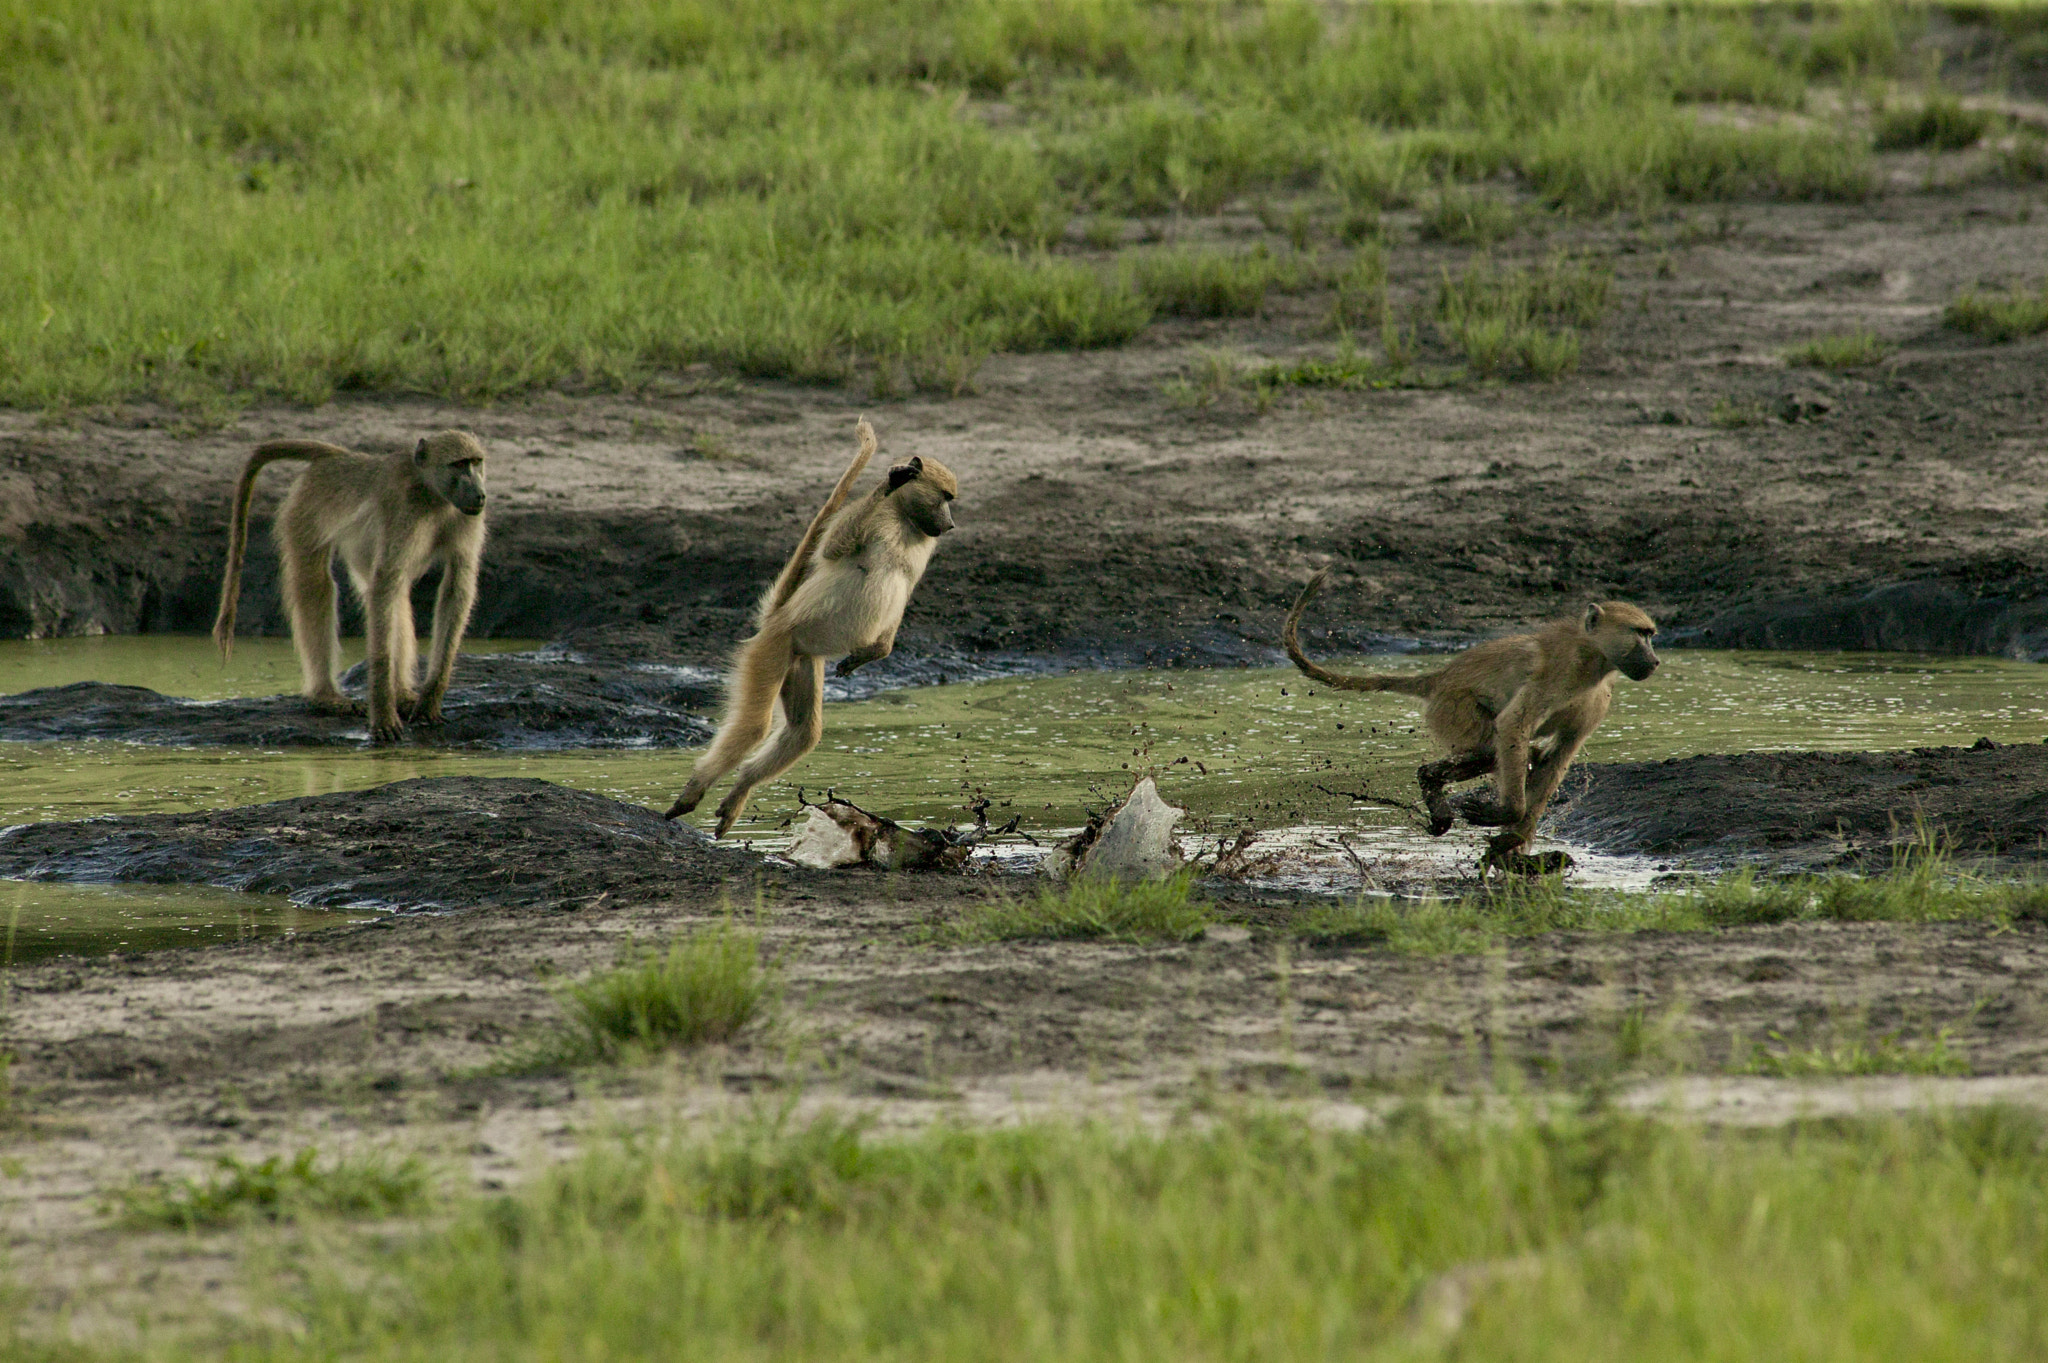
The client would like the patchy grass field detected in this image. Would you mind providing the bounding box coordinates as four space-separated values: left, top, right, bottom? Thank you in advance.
0 0 1986 407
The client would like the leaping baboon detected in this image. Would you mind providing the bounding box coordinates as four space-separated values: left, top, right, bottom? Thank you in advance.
665 418 957 837
1283 569 1658 857
213 432 489 743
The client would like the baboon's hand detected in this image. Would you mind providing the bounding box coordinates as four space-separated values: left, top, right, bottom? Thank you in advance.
370 715 406 744
663 794 700 820
834 656 860 678
1453 791 1516 827
406 692 446 726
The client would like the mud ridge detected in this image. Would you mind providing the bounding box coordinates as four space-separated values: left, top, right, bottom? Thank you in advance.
1553 740 2048 867
0 776 761 911
1674 581 2048 660
0 652 718 749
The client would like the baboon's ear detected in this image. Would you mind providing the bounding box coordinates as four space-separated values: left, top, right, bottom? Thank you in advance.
1584 603 1604 631
414 439 429 465
888 456 923 491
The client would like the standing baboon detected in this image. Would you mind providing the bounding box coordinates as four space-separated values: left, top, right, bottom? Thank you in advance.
213 432 489 743
1283 569 1658 856
665 418 957 836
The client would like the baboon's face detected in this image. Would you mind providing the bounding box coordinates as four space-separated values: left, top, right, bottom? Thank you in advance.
415 431 489 517
1586 602 1659 681
887 455 958 538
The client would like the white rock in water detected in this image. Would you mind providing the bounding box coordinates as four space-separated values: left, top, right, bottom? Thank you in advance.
1071 777 1184 881
786 805 871 869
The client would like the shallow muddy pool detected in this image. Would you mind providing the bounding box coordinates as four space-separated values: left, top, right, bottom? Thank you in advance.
4 639 2045 935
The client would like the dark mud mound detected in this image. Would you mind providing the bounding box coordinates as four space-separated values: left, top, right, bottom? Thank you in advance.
0 653 717 749
1554 740 2048 866
0 776 757 911
1678 581 2048 660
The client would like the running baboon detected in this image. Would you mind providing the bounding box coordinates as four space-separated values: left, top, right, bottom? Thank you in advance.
1283 569 1658 855
213 432 489 743
665 418 957 837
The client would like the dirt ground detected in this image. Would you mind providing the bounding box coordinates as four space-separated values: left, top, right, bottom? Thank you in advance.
5 182 2047 661
6 176 2048 1343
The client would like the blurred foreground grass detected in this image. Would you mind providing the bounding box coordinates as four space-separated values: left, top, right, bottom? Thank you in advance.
0 0 1970 406
25 1104 2048 1359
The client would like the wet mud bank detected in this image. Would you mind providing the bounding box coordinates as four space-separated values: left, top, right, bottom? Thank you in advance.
1556 740 2048 868
1677 580 2048 661
0 652 717 749
0 776 759 912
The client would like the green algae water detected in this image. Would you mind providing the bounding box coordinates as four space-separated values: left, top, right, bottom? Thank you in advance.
2 638 2045 953
0 880 372 966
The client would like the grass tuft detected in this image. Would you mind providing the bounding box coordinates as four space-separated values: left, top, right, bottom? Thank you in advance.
1742 1026 1972 1077
1785 327 1893 368
113 1148 427 1230
1944 280 2048 342
1418 185 1522 246
946 871 1210 943
1873 97 1995 151
1433 253 1609 380
557 921 772 1061
1132 247 1307 319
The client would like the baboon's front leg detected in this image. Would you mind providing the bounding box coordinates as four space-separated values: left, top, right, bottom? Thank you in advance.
1417 751 1493 836
363 564 409 743
1498 729 1593 853
410 550 479 726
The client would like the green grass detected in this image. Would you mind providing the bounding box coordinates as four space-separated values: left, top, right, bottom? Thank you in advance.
1433 252 1610 380
0 0 1931 406
552 920 773 1062
147 1105 2048 1360
1286 836 2047 956
1786 327 1893 368
111 1147 428 1230
1873 96 1996 151
1742 1026 1972 1077
1944 280 2048 342
1131 246 1307 320
1418 185 1522 246
946 870 1210 943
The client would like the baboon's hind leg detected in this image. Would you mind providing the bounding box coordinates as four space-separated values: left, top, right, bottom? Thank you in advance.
282 547 348 710
1418 751 1494 836
714 656 826 838
665 629 793 820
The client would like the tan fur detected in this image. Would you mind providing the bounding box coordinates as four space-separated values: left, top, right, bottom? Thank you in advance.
212 431 489 743
1284 568 1659 853
665 418 958 836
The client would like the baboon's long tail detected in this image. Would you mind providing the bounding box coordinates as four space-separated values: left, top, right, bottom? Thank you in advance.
211 439 351 661
758 417 878 624
1282 569 1435 697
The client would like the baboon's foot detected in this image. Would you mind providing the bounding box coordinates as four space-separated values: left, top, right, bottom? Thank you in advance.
404 693 446 726
307 689 356 715
1423 798 1456 838
711 789 752 838
1482 832 1573 877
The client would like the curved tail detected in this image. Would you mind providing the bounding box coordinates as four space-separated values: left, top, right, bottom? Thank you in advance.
212 439 351 661
1282 569 1434 696
758 416 877 623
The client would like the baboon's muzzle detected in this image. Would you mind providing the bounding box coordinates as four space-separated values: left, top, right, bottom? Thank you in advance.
1620 653 1659 681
